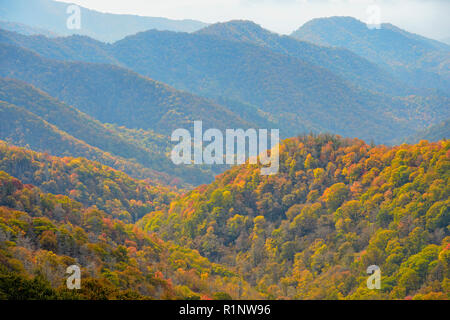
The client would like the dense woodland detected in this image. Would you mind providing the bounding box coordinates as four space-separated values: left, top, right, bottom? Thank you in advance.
0 142 175 223
0 136 448 299
140 135 449 299
0 144 256 300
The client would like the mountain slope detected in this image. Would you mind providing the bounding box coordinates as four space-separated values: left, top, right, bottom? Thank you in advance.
196 20 409 96
0 77 217 186
0 0 208 42
0 77 166 161
140 134 450 300
0 44 252 135
111 29 420 142
0 101 172 184
0 28 116 64
2 28 447 143
403 119 450 144
0 140 174 222
0 20 58 37
0 169 256 299
291 17 450 93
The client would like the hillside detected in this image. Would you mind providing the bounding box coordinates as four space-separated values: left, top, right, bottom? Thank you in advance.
0 0 448 303
0 44 253 135
139 135 450 299
0 101 179 185
111 30 424 143
0 0 208 42
2 28 448 143
403 119 450 144
0 29 116 64
0 140 175 223
291 17 450 94
196 20 409 96
0 20 58 37
0 77 217 186
0 170 256 299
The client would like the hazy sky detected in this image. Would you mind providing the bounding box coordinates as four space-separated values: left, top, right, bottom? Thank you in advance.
58 0 450 40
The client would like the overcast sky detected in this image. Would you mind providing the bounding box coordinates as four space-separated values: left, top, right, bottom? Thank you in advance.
58 0 450 40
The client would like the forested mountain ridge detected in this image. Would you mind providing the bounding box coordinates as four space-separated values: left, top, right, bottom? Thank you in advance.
195 20 409 96
0 170 257 299
401 119 450 145
0 77 217 186
0 29 116 64
291 16 450 94
1 28 448 143
0 141 176 223
109 29 419 143
0 44 253 135
0 77 167 161
0 133 448 300
0 20 58 37
0 101 179 185
139 135 450 299
0 7 448 302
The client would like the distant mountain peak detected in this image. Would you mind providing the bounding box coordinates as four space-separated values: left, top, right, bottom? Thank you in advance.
201 20 265 30
195 19 277 42
308 16 363 23
293 16 449 51
299 16 367 29
291 16 450 93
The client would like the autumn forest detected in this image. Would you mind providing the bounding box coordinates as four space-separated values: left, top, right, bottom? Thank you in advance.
0 0 448 302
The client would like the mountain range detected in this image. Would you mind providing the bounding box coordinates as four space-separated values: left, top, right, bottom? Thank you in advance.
196 20 409 96
291 16 450 95
0 5 448 300
0 24 448 144
0 20 59 37
0 74 235 186
0 0 208 42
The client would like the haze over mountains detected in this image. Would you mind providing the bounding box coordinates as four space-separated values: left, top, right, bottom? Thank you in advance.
0 20 448 145
196 20 409 96
0 53 239 186
0 9 450 184
292 16 450 95
0 77 181 183
0 20 59 37
0 44 251 135
0 0 208 42
401 119 450 145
